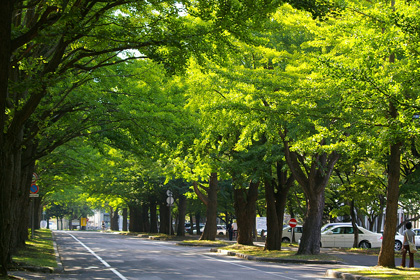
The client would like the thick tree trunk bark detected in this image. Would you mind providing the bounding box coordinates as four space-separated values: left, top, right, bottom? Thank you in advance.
264 177 281 250
195 213 201 235
159 201 169 234
199 173 218 241
1 135 25 274
111 207 119 231
149 201 158 233
122 208 128 232
129 205 142 233
234 181 259 245
378 141 401 267
265 161 294 250
141 204 150 233
298 191 325 254
350 200 359 248
177 194 187 236
0 18 12 274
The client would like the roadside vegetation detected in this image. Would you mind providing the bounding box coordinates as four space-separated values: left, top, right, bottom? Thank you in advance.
12 229 56 269
333 267 420 280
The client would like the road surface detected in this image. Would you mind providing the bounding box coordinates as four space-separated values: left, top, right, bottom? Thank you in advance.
50 231 339 280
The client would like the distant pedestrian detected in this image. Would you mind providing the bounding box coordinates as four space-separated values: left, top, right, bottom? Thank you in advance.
101 221 106 232
401 221 416 268
227 224 233 241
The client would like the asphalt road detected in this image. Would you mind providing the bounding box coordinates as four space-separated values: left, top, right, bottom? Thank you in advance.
54 231 341 280
11 231 419 280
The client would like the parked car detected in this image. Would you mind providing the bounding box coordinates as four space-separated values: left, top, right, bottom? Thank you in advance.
394 232 404 251
192 223 206 234
321 225 382 248
194 224 226 235
216 225 226 235
282 225 303 243
321 222 352 232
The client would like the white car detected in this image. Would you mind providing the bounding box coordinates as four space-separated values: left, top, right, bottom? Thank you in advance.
321 222 352 232
394 232 404 251
409 228 420 247
282 225 303 243
196 225 226 235
321 225 382 248
216 225 226 235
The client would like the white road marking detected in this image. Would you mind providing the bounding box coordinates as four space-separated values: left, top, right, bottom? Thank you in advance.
67 233 128 280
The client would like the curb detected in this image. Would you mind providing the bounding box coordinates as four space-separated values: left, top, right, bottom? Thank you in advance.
325 269 379 280
52 231 64 273
177 242 227 248
209 248 343 264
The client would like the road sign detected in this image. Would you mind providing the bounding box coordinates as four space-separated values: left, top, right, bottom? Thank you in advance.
166 196 174 205
289 218 297 228
166 190 173 197
32 172 39 183
30 184 39 194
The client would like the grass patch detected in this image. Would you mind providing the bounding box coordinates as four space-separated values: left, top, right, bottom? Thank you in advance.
219 244 341 261
12 229 57 268
178 240 230 247
334 266 420 280
145 233 199 241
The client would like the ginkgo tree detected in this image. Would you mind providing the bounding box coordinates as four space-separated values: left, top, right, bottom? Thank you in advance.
1 1 289 274
303 0 420 267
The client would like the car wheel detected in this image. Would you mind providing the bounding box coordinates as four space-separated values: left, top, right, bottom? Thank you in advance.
394 240 402 251
359 241 371 249
282 237 290 243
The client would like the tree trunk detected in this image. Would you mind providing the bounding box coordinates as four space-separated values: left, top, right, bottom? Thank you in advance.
149 201 158 233
378 141 401 267
298 190 325 254
283 138 340 255
188 213 194 234
376 195 386 232
264 176 281 250
129 205 142 233
195 213 201 235
122 208 128 231
159 201 169 234
234 181 259 245
111 207 119 231
0 2 13 272
141 204 150 233
177 194 187 236
350 200 359 248
34 197 42 230
265 160 294 250
199 173 218 241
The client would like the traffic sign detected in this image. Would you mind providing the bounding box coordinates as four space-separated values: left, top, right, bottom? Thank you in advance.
166 190 173 197
289 218 297 228
32 172 39 183
30 184 39 194
166 196 174 205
